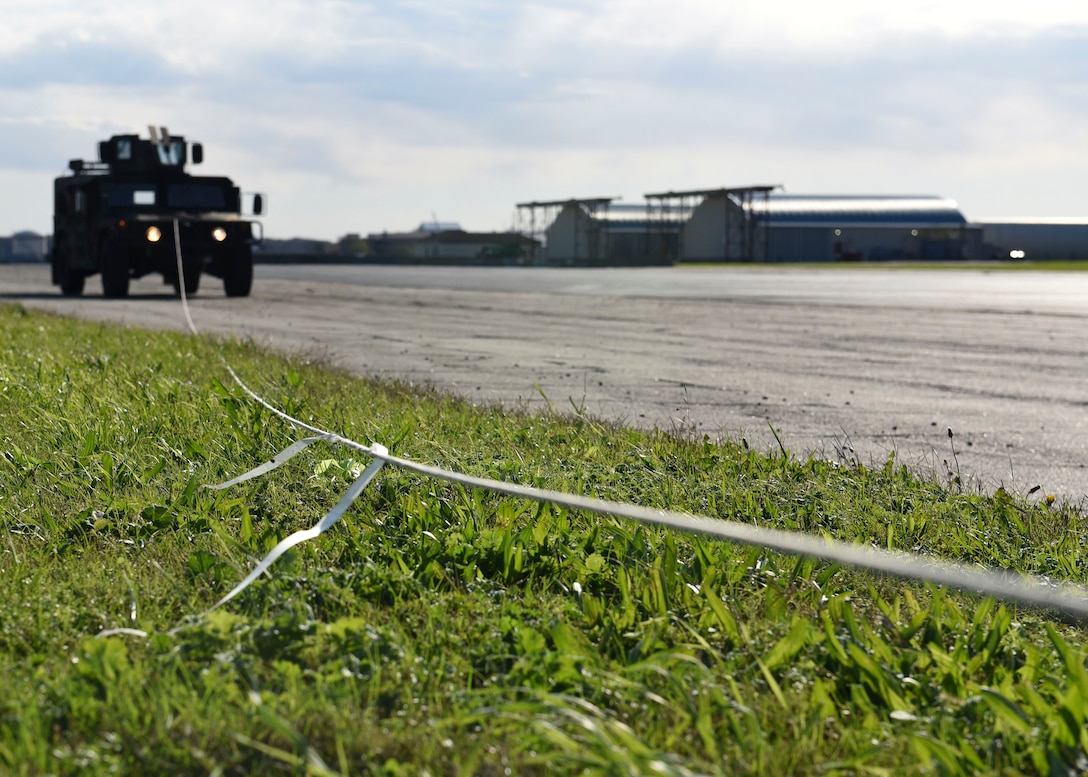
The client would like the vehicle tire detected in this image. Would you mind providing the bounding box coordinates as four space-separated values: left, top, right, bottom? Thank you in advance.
100 236 129 298
55 249 85 296
223 246 253 298
172 256 202 296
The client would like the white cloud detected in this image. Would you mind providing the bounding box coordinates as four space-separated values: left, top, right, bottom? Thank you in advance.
616 0 1088 49
2 0 1088 238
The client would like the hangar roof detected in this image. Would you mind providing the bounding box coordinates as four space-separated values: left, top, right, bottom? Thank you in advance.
592 202 689 231
645 185 780 199
752 195 966 227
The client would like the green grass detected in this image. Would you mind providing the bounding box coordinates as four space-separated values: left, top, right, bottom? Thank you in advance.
2 302 1088 775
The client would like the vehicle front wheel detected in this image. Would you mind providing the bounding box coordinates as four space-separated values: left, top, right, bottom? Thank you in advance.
172 257 202 296
100 236 129 298
223 246 253 297
55 250 85 296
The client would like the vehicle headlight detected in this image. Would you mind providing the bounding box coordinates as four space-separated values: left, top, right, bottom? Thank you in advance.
146 226 162 243
212 227 227 242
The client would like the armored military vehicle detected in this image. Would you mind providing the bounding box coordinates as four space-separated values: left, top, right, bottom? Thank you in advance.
51 126 262 298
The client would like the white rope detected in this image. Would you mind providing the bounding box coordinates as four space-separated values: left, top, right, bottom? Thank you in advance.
198 448 386 617
145 233 1088 627
173 218 198 337
194 431 1088 620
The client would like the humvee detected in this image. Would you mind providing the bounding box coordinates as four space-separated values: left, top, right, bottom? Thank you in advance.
51 126 263 298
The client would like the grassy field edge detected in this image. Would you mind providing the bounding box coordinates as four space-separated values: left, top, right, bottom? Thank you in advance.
2 303 1087 775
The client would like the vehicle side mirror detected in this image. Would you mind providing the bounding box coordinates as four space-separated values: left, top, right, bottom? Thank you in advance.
253 193 264 215
191 143 203 164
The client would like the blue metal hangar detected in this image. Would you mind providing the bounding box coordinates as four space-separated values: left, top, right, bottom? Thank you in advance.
652 189 980 263
754 194 981 263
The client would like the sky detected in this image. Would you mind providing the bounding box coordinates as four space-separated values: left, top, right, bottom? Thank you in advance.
2 0 1087 240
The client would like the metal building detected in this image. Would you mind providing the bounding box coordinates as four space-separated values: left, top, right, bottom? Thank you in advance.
366 222 537 264
516 191 988 265
515 198 679 265
755 195 982 262
646 186 778 262
0 230 50 262
974 219 1088 261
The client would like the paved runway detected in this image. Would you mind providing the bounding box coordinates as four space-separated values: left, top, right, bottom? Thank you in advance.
4 262 1088 500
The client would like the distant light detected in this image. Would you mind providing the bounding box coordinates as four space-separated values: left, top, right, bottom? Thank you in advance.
834 228 842 236
1009 249 1026 259
212 227 227 242
146 226 162 243
911 229 919 237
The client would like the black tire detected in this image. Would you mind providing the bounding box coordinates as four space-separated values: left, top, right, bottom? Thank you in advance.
172 256 202 296
55 249 85 296
100 236 129 298
223 246 253 298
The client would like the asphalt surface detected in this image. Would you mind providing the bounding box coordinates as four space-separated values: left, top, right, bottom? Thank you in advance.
4 262 1088 500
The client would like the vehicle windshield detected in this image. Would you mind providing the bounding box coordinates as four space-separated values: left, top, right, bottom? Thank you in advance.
109 184 157 207
156 140 185 166
168 183 227 209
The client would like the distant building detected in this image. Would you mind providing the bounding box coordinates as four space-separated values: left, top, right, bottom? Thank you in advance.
754 195 982 263
0 231 50 262
517 190 990 264
974 218 1088 261
516 199 679 265
254 236 342 264
649 187 776 262
255 236 336 259
366 223 536 264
